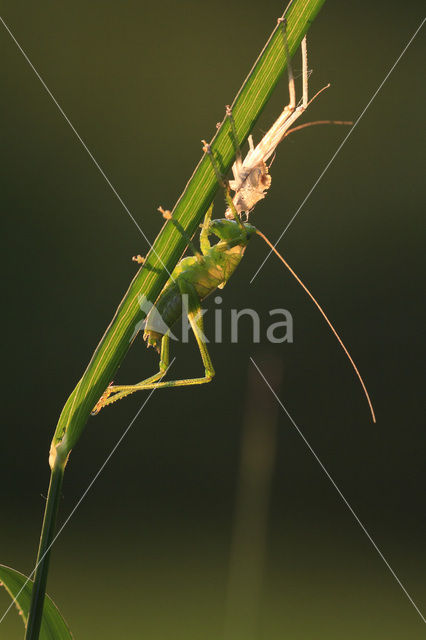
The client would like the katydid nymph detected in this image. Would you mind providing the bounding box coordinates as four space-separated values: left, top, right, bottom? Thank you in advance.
92 31 376 423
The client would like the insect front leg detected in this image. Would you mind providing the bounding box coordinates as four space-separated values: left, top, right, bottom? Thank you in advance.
202 140 245 231
225 104 243 182
158 206 202 260
199 204 214 255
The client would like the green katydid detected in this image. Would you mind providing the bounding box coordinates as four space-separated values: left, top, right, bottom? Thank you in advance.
92 31 375 422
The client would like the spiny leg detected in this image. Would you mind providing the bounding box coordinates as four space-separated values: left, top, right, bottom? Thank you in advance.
132 203 206 267
92 334 171 412
226 104 241 158
199 204 214 255
226 104 259 222
202 140 245 231
277 17 308 108
301 35 308 109
250 25 309 163
114 280 213 390
226 104 242 181
158 206 202 260
278 17 296 110
177 278 215 384
93 282 215 411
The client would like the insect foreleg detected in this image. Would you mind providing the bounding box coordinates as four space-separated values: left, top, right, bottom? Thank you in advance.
202 140 245 231
199 204 214 255
158 206 202 260
225 104 243 179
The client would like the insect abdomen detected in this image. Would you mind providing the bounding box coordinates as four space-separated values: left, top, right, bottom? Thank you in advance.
144 243 246 350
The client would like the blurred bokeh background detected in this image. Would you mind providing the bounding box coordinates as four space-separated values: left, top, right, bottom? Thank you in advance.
1 1 425 638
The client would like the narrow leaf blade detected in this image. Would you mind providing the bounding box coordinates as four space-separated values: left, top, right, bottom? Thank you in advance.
0 564 73 640
50 0 326 462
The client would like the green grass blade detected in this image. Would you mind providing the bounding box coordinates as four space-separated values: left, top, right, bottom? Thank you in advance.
50 0 326 464
0 565 73 640
25 3 326 636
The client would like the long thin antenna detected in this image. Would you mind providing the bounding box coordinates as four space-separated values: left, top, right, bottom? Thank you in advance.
283 120 353 138
256 229 376 423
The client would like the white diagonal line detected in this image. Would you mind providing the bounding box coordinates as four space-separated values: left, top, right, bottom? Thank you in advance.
0 15 174 280
250 16 426 283
250 356 426 623
0 357 176 625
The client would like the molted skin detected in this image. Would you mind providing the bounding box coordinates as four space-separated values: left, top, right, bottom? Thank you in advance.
227 159 272 217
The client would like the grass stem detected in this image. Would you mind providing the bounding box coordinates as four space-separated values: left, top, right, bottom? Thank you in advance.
24 460 65 640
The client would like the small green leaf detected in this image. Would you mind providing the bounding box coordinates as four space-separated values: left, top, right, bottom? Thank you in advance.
0 564 73 640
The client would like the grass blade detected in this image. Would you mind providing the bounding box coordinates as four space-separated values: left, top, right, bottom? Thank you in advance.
50 0 326 464
25 2 326 637
0 564 73 639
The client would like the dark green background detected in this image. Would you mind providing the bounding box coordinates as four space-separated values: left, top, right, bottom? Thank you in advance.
1 1 425 638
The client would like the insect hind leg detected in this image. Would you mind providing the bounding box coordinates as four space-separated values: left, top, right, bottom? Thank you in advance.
119 280 214 390
278 17 296 110
301 35 308 109
92 282 215 413
91 333 171 413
